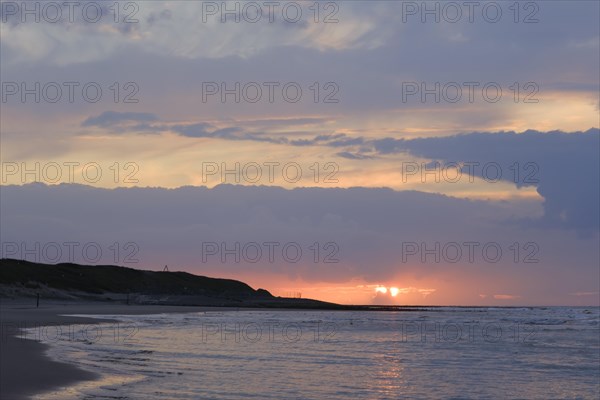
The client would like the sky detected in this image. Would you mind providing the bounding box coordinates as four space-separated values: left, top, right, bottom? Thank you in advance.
1 0 599 306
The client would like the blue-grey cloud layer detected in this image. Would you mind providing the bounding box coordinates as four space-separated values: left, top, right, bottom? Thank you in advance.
80 112 600 232
1 183 598 305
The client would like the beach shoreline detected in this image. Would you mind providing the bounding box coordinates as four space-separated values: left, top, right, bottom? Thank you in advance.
0 298 223 400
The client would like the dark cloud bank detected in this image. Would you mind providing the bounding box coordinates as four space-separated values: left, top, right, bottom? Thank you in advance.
83 112 599 232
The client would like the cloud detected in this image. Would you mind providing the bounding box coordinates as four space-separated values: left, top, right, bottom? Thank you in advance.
368 129 600 232
336 152 375 160
80 112 337 145
170 123 214 138
245 117 332 128
0 2 387 65
169 123 245 139
569 291 599 297
2 1 598 134
79 114 600 232
1 183 598 305
82 111 158 127
493 294 521 300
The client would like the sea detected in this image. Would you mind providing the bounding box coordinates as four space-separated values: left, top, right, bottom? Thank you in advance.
26 307 600 399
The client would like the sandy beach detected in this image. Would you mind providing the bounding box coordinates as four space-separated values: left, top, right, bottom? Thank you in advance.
0 298 218 400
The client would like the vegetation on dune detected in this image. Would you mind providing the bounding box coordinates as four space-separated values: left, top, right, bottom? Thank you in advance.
0 258 271 299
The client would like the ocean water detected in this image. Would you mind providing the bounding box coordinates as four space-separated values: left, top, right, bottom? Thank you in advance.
28 307 599 399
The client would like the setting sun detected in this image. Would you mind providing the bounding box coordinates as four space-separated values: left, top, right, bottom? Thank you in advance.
375 286 387 294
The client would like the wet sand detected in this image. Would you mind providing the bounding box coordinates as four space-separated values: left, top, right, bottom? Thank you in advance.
0 299 221 400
